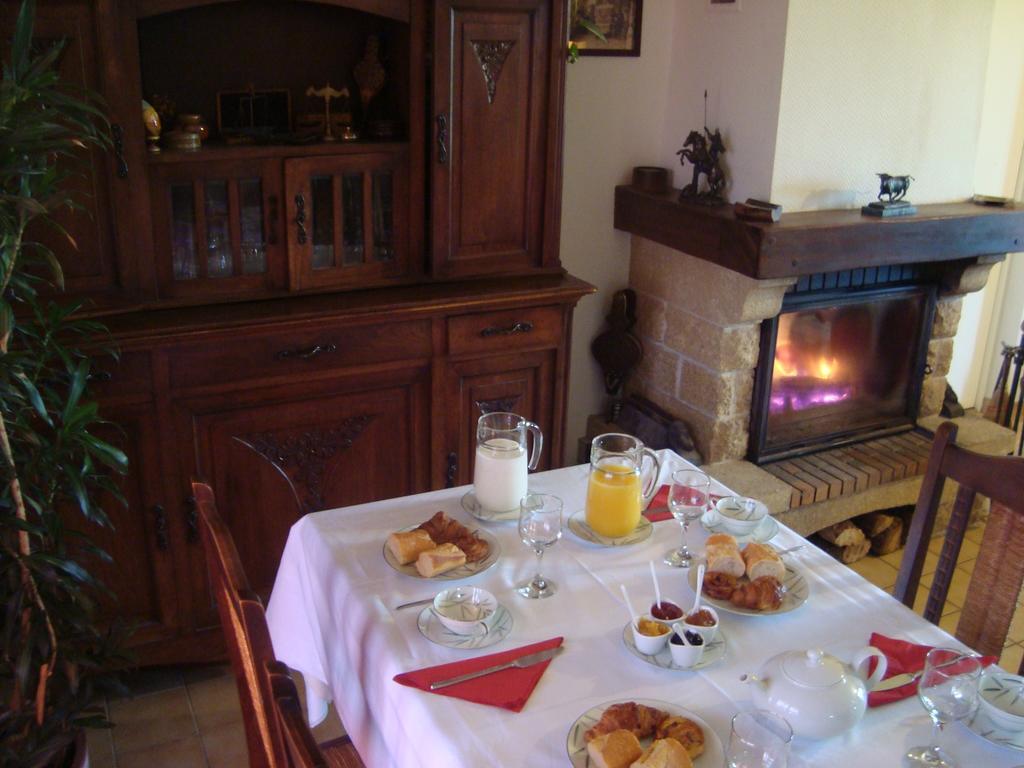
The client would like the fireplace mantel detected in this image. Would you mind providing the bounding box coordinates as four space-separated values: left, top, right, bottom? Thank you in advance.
614 185 1024 279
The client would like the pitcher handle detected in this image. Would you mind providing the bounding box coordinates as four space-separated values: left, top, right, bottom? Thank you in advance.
524 420 543 471
852 646 888 691
639 447 661 505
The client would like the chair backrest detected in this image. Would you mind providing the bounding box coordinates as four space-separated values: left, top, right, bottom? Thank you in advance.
193 481 286 768
894 422 1024 668
266 660 329 768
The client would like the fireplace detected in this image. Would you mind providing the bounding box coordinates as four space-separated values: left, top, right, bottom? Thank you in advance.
749 273 936 463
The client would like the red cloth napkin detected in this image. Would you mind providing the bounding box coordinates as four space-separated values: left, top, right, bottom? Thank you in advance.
867 632 997 707
393 637 563 712
644 485 723 522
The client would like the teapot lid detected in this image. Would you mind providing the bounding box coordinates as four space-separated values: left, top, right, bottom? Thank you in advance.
781 649 846 688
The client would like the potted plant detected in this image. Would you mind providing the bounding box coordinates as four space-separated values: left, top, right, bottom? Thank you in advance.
0 1 128 765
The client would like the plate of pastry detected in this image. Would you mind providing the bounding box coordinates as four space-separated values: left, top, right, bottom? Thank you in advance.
567 511 654 547
567 699 724 768
621 623 726 672
384 511 500 580
688 534 809 616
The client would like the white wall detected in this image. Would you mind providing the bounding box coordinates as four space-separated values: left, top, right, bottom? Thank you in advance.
771 0 994 210
559 0 679 463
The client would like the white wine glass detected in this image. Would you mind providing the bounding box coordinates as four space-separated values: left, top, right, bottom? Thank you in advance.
904 648 982 768
517 493 562 599
664 469 710 568
726 709 792 768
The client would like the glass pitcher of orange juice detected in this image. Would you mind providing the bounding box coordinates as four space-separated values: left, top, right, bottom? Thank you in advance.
585 434 661 537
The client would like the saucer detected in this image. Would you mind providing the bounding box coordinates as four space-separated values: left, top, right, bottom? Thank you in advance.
567 511 653 547
461 490 518 522
621 622 726 671
968 702 1024 752
701 508 779 544
416 603 513 650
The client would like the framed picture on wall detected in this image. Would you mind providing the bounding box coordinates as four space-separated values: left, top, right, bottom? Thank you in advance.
570 0 643 57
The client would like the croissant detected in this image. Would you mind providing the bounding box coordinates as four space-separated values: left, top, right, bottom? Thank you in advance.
702 571 737 600
584 702 669 742
417 511 489 563
729 575 784 611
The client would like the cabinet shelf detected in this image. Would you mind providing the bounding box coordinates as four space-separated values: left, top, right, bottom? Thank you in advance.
146 140 409 165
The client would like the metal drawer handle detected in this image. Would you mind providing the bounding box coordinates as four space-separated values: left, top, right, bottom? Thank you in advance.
445 451 458 489
437 113 448 165
112 123 128 179
295 193 307 245
275 342 337 361
480 321 533 338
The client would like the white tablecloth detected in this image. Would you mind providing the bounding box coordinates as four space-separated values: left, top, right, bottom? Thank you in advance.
266 451 1013 767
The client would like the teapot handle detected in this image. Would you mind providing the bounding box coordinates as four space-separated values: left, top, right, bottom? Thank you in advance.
851 646 888 691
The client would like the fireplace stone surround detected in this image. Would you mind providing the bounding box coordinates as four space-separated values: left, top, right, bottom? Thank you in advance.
615 187 1021 534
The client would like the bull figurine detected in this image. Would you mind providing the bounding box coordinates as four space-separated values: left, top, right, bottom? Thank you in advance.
877 173 914 203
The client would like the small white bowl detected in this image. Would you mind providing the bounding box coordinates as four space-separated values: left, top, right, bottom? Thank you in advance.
632 615 671 655
432 586 498 636
668 624 703 668
683 605 719 645
715 496 769 536
978 669 1024 732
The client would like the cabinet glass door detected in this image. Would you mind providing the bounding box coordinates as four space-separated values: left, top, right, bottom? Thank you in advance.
285 151 407 290
150 159 283 298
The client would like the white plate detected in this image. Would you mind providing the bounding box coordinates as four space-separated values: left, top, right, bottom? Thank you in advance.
566 698 725 767
688 562 809 616
383 525 500 580
567 510 653 547
461 490 518 522
621 622 726 671
701 508 779 544
416 604 513 650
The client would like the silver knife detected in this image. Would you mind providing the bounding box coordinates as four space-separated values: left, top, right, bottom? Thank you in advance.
429 646 564 690
874 670 920 692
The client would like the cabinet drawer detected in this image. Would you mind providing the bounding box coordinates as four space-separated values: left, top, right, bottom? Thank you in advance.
448 306 562 356
168 319 432 390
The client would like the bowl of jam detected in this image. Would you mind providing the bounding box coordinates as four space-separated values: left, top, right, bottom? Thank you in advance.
668 629 703 667
683 606 719 644
632 616 670 654
650 601 683 621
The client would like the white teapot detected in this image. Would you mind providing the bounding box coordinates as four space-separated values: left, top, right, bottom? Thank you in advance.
741 647 887 740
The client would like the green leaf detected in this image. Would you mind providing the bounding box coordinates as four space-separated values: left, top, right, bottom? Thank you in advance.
15 371 51 425
10 0 36 79
61 359 88 424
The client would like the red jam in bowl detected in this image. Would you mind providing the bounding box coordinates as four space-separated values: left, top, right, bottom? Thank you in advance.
650 601 683 621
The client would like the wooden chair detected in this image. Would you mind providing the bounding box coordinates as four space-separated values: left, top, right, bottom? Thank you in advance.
893 422 1024 670
193 482 364 768
266 661 364 768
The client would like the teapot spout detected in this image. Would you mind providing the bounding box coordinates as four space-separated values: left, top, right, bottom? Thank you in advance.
740 672 769 692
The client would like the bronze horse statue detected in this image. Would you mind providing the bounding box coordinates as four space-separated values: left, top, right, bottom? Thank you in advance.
877 173 913 203
677 128 726 203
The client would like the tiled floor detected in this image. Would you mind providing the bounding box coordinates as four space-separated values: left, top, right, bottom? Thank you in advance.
89 519 1022 767
86 664 345 768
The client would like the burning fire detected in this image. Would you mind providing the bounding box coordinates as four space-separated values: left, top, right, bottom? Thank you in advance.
773 348 840 381
770 348 851 414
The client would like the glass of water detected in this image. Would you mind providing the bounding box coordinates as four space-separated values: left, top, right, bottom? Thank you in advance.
726 709 792 768
664 469 710 568
516 493 562 599
904 648 982 767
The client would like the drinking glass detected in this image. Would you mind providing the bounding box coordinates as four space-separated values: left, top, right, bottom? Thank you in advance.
517 493 562 599
664 468 710 568
904 648 982 767
726 709 792 768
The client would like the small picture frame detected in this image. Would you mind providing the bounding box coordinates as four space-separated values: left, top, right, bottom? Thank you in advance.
570 0 643 57
216 88 291 139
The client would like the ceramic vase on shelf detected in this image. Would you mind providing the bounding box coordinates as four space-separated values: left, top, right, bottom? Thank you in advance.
141 99 161 153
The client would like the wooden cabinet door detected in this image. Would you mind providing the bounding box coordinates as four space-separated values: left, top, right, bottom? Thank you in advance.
284 150 410 290
445 350 556 487
149 158 286 299
81 402 179 646
175 367 430 627
431 0 563 278
0 0 135 303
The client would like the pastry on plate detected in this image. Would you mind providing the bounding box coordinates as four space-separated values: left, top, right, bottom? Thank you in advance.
417 511 489 563
654 716 705 759
729 575 784 611
742 542 785 582
702 571 737 600
630 737 693 768
414 543 466 577
585 702 669 742
386 529 435 565
586 729 643 768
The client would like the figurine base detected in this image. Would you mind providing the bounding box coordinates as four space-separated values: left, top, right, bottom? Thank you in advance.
862 201 917 217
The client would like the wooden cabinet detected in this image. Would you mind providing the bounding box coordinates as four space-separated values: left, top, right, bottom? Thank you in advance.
431 0 565 278
21 0 592 664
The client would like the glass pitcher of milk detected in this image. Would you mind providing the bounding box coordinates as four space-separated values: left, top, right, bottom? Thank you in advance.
473 412 543 512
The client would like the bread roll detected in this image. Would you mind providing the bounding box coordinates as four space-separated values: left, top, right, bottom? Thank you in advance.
743 542 785 582
386 529 436 565
414 543 466 577
630 738 693 768
705 532 744 577
586 729 643 768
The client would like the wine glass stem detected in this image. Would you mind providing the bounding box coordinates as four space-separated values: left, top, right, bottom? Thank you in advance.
929 716 942 755
533 547 545 588
679 519 690 556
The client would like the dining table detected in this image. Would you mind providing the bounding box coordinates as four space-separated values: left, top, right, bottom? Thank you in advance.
265 450 1016 767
